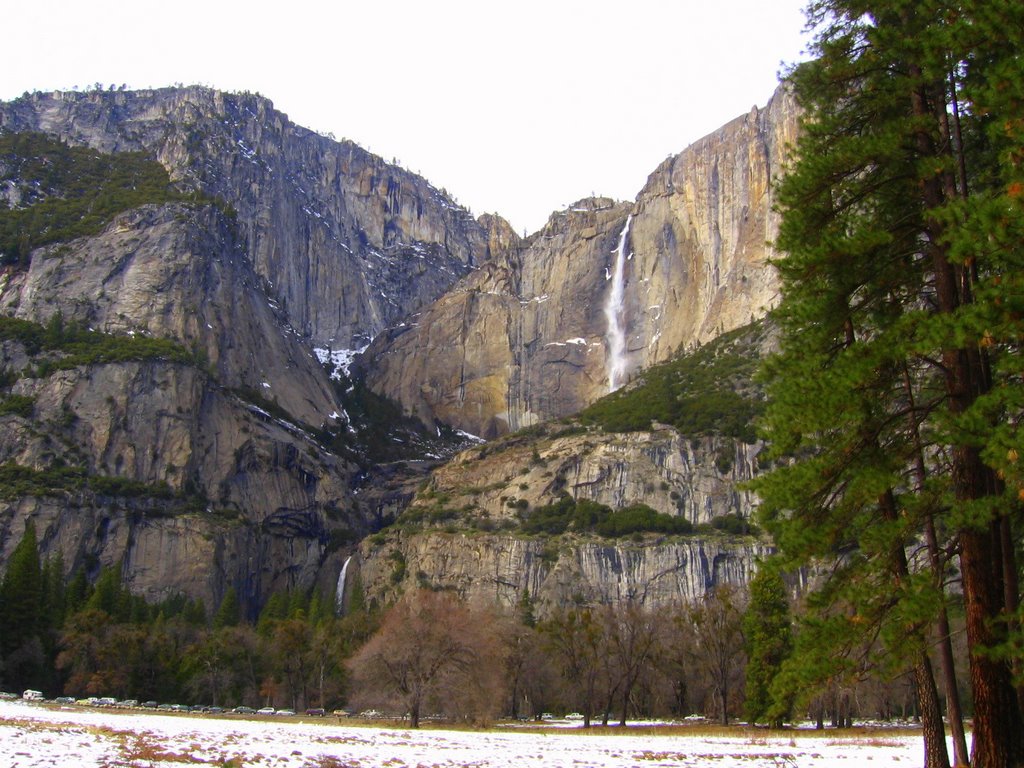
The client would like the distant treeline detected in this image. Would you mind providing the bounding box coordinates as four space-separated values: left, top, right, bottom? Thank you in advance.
0 522 927 728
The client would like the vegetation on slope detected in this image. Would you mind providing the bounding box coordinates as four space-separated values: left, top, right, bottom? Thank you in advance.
0 313 196 376
579 321 767 442
0 461 209 511
0 132 211 266
517 494 756 538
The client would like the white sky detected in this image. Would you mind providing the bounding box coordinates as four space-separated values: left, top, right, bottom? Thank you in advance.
2 0 810 235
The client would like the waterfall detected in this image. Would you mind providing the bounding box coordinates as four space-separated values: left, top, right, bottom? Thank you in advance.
335 555 352 615
604 214 633 392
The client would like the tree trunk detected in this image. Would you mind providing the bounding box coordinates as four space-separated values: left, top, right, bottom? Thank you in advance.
915 655 952 768
903 363 971 768
879 488 951 768
905 64 1023 764
1000 513 1024 718
961 524 1022 767
928 538 971 767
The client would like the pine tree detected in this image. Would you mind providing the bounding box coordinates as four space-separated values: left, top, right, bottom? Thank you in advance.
213 587 241 629
256 592 288 637
517 588 537 628
743 562 792 727
1 521 42 644
87 564 130 621
756 2 1024 766
0 521 44 689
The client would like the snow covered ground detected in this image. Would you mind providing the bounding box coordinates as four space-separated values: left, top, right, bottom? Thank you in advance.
0 699 930 767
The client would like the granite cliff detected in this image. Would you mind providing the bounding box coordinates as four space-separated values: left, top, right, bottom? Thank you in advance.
0 86 507 612
0 203 359 614
362 87 797 437
352 424 769 616
352 323 772 615
1 85 789 615
1 86 508 352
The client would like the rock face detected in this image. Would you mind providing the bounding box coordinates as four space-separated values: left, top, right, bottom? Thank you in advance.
1 204 337 427
362 198 631 438
0 87 511 351
1 84 788 615
355 425 768 615
0 85 519 613
359 531 767 617
0 204 360 614
363 87 798 437
425 425 761 525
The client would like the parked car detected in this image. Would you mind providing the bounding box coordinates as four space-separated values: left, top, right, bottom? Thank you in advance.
233 706 255 714
54 697 76 705
305 708 326 716
142 701 159 708
257 707 275 715
276 709 295 716
22 689 44 701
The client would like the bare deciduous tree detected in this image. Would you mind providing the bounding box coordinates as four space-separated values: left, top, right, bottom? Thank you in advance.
347 590 505 727
684 585 746 725
601 602 660 726
540 607 603 728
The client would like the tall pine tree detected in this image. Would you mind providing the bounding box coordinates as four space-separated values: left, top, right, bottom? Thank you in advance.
743 561 792 727
0 521 44 691
756 1 1024 766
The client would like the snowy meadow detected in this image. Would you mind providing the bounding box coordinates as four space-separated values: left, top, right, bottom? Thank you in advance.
1 699 935 767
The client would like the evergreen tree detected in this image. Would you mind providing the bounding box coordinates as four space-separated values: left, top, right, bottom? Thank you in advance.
87 564 130 621
40 553 66 633
64 569 91 616
756 2 1024 765
0 521 44 689
256 592 288 637
182 598 208 627
517 588 537 628
742 562 792 727
213 587 241 629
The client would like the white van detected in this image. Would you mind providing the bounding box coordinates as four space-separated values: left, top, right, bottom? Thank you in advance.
22 689 44 701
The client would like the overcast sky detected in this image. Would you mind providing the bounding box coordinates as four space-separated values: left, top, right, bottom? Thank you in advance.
3 0 810 235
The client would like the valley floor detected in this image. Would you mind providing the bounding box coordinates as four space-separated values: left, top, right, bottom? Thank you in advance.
0 699 934 767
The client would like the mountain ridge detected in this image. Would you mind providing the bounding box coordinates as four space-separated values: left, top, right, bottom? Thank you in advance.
0 84 792 615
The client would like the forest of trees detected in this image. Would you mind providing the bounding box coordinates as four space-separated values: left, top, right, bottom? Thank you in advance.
0 521 931 727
